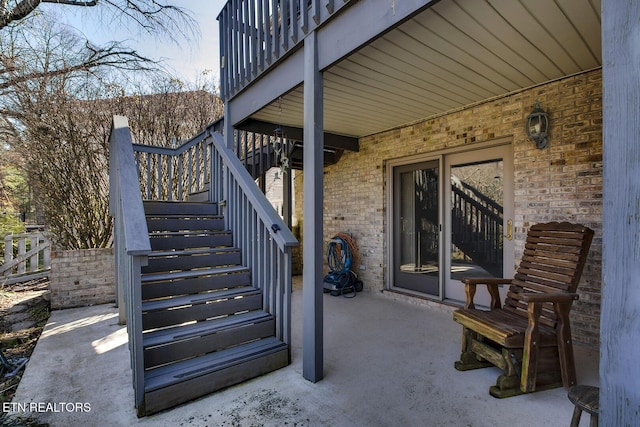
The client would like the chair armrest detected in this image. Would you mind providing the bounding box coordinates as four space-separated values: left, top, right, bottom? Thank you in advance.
520 292 579 304
462 278 512 286
461 278 510 310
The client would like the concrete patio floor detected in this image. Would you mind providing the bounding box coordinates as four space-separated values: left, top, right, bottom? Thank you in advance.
11 277 599 426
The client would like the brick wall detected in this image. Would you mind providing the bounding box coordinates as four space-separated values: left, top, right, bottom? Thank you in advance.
49 248 116 309
294 69 603 347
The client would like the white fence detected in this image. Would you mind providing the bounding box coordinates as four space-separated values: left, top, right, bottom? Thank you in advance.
0 232 51 285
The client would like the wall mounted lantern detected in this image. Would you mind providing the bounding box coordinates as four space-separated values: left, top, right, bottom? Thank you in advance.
526 101 549 149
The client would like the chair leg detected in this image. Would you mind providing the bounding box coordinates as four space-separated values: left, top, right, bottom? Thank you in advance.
454 328 492 371
488 348 524 398
490 374 524 398
521 302 542 392
570 406 582 427
555 303 578 388
455 351 492 371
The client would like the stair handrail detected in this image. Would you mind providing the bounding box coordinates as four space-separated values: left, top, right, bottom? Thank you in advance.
108 115 149 412
109 116 152 256
209 130 298 251
452 184 503 224
456 179 503 215
209 130 296 346
132 128 206 156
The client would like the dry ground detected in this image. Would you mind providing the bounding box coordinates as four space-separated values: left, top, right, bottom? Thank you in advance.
0 278 50 426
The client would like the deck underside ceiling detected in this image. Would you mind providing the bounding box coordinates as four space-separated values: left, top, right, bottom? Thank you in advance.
245 0 601 139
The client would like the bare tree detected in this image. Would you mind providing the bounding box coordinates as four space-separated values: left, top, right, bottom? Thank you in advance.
0 0 197 101
21 96 115 248
11 80 222 249
0 0 217 249
0 0 196 36
2 12 220 249
114 73 223 147
0 11 156 127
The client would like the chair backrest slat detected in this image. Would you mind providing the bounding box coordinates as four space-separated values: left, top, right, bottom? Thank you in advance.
503 222 594 327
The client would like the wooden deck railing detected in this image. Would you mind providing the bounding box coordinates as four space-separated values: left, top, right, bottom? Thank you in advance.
0 231 51 284
232 128 293 178
108 115 151 411
210 131 297 344
218 0 353 99
132 129 211 202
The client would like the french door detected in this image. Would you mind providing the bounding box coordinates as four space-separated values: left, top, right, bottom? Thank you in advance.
391 145 514 306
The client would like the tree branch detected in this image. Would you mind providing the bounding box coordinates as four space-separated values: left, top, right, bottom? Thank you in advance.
1 0 41 29
42 0 96 5
1 44 155 91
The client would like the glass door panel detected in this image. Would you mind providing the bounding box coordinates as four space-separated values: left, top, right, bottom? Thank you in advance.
393 161 440 296
450 159 504 280
444 146 514 306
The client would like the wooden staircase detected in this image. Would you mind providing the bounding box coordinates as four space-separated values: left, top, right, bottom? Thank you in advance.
138 200 289 416
110 117 296 417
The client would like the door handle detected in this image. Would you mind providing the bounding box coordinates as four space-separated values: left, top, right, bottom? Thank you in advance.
506 219 513 241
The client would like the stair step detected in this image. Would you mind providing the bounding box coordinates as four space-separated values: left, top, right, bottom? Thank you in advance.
148 230 230 236
144 337 288 392
142 286 258 312
146 214 222 220
141 338 288 416
141 267 251 300
144 201 218 216
146 217 225 232
142 248 242 274
143 311 272 347
148 232 233 251
141 265 249 284
143 311 275 368
142 287 263 330
187 190 209 203
135 199 293 417
148 247 236 257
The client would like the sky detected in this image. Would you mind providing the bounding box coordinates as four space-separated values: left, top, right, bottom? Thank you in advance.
44 0 228 84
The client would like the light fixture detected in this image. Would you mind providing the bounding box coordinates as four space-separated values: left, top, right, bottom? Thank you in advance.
526 101 549 149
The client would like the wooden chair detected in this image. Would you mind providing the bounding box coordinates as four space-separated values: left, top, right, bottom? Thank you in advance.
453 222 594 398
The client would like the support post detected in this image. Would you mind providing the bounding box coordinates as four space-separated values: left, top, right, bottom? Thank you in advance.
222 103 233 223
224 103 234 150
115 226 126 325
302 31 324 383
283 166 293 228
601 1 640 425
